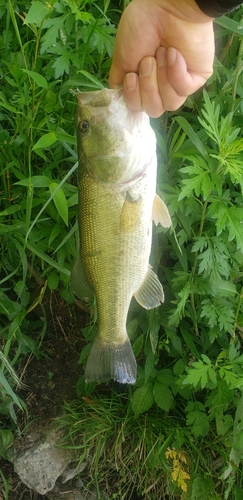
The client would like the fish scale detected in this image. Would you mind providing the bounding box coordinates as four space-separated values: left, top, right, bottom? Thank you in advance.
80 171 149 338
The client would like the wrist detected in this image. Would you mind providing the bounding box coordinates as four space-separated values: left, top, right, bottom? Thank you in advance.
163 0 215 22
132 0 215 23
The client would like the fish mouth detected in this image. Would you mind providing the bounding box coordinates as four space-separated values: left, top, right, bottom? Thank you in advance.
77 88 123 107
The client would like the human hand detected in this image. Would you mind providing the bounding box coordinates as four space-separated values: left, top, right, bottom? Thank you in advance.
109 0 215 117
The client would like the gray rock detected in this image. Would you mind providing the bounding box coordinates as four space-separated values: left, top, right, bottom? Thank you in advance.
13 420 108 500
14 425 73 495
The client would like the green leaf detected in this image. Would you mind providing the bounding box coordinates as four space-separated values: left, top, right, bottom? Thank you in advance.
201 297 235 332
79 344 92 364
0 295 21 320
0 100 20 113
201 354 211 365
192 236 231 282
180 327 200 359
208 201 243 252
170 332 183 356
55 132 76 146
82 20 116 57
0 205 21 216
214 15 243 35
198 90 221 145
0 429 14 460
47 271 59 291
175 116 208 157
41 16 65 54
149 308 160 354
17 332 39 357
52 52 70 79
234 487 243 500
21 69 48 89
24 1 51 25
131 383 154 417
168 280 191 327
183 363 208 389
17 236 70 276
132 334 144 358
32 132 75 151
173 358 185 376
215 413 233 436
223 393 243 480
77 70 105 90
75 11 94 23
153 382 173 412
191 476 215 500
183 357 216 390
0 370 22 409
49 182 68 226
15 176 51 187
185 401 209 437
178 159 211 201
127 318 139 340
157 369 176 389
32 132 57 150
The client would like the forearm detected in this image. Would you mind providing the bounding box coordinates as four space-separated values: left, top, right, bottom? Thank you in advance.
195 0 242 17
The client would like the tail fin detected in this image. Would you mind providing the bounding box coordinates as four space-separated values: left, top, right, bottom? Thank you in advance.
84 337 136 384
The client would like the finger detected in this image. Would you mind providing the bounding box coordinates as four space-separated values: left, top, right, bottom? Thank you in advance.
123 73 143 112
109 61 126 89
138 57 164 118
156 48 187 111
166 47 210 95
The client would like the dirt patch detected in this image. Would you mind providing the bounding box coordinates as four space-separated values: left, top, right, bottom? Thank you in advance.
0 289 90 500
0 289 144 500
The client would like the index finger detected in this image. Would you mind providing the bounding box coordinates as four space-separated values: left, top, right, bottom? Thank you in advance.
109 61 126 89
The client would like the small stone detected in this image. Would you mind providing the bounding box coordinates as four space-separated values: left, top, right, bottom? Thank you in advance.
75 478 84 489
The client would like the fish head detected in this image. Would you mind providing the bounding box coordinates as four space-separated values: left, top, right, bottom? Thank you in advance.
76 88 156 185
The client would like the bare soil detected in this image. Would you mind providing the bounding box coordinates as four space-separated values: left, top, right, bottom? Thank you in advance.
0 288 89 500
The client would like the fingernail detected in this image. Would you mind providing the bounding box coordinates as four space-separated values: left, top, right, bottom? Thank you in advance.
124 73 137 91
156 47 167 67
110 84 123 90
140 57 153 77
167 47 177 66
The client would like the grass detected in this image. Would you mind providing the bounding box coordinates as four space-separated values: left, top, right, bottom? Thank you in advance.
58 390 234 499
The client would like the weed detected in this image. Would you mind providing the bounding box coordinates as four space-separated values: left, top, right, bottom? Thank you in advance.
0 468 11 500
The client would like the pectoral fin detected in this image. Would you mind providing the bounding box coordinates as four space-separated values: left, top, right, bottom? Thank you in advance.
153 194 172 227
120 194 142 233
134 266 164 309
70 254 94 301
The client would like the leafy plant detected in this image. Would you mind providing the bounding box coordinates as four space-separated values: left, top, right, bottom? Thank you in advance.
73 7 243 499
1 1 243 499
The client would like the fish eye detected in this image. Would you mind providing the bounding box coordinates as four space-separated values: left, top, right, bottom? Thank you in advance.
78 120 89 132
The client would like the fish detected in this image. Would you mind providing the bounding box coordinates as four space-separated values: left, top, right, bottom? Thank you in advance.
70 88 171 384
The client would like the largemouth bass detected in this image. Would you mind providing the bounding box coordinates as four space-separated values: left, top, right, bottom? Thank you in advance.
70 88 171 384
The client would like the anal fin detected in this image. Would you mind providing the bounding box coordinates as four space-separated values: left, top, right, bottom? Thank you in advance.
134 266 164 309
